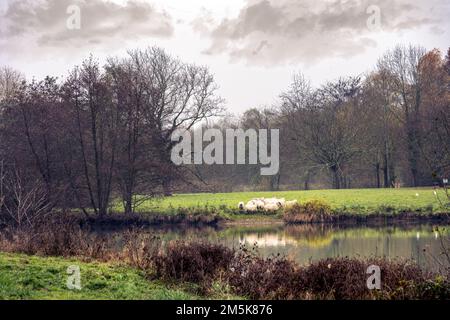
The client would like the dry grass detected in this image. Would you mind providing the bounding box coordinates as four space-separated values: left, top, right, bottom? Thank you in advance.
283 200 334 223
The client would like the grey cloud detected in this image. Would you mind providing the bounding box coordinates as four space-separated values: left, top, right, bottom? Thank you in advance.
0 0 174 48
195 0 449 65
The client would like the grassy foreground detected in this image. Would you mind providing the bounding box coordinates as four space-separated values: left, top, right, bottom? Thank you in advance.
0 253 205 300
117 188 448 217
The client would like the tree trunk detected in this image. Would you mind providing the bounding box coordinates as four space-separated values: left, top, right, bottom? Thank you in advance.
269 174 281 191
124 197 133 215
383 141 391 188
331 166 341 189
376 163 381 188
99 203 108 217
407 124 420 187
304 172 310 190
162 179 173 196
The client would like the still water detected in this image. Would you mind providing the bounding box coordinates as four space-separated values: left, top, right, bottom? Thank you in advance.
132 223 449 272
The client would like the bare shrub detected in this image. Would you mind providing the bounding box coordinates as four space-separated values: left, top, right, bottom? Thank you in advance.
152 240 234 284
0 215 112 260
122 229 161 271
227 252 449 300
0 167 52 228
302 257 431 299
227 246 304 300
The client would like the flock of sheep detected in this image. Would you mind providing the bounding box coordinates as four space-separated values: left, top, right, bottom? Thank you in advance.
238 197 298 212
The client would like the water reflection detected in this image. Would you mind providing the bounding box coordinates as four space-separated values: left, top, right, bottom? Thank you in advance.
158 223 449 272
218 224 449 270
95 223 449 272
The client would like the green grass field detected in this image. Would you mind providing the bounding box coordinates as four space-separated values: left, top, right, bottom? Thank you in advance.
0 253 224 300
118 188 448 216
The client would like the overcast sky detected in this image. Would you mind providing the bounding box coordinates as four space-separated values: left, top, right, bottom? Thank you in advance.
1 0 449 114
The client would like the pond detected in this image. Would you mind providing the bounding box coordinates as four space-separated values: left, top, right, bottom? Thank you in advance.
95 222 450 272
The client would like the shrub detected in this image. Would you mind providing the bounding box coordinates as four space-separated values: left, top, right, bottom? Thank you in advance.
227 253 450 300
224 244 450 300
227 246 304 300
122 229 161 271
283 200 334 224
0 215 113 260
152 241 234 284
302 258 369 299
301 257 446 300
416 276 450 300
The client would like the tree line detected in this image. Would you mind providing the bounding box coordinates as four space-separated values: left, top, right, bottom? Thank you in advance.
0 47 223 217
0 44 449 218
191 45 450 192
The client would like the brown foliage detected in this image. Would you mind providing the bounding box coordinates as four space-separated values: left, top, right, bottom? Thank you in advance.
227 246 304 299
0 215 113 260
283 200 334 224
152 241 234 284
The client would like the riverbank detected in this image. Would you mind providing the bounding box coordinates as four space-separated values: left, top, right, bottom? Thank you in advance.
0 252 238 300
121 188 449 214
0 245 448 300
0 188 443 230
1 216 449 300
62 210 450 230
104 188 450 225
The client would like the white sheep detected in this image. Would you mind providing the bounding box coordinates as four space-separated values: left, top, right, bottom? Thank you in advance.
242 198 265 210
244 200 259 212
263 202 281 211
264 197 285 207
259 198 283 211
239 197 297 213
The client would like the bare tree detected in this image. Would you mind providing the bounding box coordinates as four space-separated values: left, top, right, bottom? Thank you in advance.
126 47 224 197
280 73 318 189
378 45 427 186
61 57 119 216
0 66 23 103
361 71 400 188
106 58 150 214
281 75 367 189
16 77 62 195
418 49 450 185
241 107 280 190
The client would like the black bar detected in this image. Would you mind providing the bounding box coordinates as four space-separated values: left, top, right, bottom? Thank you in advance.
0 300 447 319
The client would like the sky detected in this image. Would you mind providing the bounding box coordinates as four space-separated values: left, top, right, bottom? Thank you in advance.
0 0 449 114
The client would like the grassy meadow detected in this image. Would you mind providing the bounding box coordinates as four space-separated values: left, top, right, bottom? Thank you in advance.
114 187 448 217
